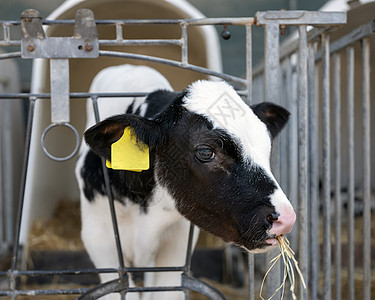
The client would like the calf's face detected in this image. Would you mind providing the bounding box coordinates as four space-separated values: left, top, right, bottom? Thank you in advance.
85 80 296 252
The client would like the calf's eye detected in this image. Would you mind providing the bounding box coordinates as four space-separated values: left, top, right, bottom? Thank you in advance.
195 147 215 162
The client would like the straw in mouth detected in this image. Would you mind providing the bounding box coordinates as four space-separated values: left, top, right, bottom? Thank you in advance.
260 235 306 300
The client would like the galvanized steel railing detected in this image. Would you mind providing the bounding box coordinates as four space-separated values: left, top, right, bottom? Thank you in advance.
253 15 374 300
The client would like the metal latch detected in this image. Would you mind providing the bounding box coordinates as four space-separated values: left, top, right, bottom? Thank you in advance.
20 9 98 161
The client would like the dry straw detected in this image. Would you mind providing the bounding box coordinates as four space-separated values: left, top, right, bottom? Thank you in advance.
260 235 306 300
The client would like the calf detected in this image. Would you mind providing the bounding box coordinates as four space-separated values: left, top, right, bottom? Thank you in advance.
75 64 296 300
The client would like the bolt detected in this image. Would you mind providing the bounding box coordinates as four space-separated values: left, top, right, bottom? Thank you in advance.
27 45 35 52
280 25 287 35
85 44 93 52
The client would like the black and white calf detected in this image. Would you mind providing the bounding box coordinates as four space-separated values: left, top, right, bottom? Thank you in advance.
75 65 296 300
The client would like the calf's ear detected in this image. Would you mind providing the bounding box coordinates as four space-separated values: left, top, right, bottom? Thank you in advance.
251 102 290 139
84 114 161 160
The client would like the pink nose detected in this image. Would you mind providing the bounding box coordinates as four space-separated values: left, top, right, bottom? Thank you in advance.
269 206 296 236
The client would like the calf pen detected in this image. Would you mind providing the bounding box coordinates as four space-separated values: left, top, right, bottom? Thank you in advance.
0 4 373 300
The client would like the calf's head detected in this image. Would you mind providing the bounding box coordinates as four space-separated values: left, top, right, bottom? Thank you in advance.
85 80 296 252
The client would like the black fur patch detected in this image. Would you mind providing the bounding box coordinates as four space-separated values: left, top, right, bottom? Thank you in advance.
81 150 156 211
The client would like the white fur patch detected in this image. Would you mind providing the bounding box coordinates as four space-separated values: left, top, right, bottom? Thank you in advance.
183 80 272 173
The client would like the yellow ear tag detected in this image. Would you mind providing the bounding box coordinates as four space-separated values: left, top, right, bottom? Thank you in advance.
106 126 149 172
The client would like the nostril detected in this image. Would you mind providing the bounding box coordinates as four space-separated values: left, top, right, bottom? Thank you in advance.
266 213 279 224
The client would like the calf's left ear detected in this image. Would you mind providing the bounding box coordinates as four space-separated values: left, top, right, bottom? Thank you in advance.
84 114 161 160
251 102 290 139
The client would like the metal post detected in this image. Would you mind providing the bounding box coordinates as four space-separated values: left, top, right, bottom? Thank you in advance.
264 23 280 103
321 32 331 300
361 37 371 300
308 42 319 300
346 45 355 300
50 59 70 123
333 52 342 300
181 22 188 66
245 23 252 105
297 24 308 300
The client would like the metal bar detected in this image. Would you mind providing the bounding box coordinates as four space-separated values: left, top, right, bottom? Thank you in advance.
263 22 281 298
248 254 254 300
361 37 371 300
314 20 375 61
2 99 13 248
0 85 4 252
333 52 342 300
245 23 252 106
256 11 346 25
9 97 37 291
297 25 308 300
0 52 21 59
184 223 195 272
264 23 280 102
115 22 123 42
99 39 183 46
346 45 355 300
0 17 255 26
98 50 248 86
308 42 319 300
182 274 226 300
181 22 188 66
0 288 90 297
50 58 70 123
183 223 195 300
91 96 127 282
245 23 255 300
3 23 11 46
321 32 331 300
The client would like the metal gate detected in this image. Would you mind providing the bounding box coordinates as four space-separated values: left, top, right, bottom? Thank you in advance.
0 5 372 300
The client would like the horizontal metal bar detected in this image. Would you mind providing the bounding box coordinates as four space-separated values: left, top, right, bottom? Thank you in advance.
256 11 346 25
128 286 184 293
0 288 89 296
0 17 255 26
0 89 248 100
0 92 149 99
99 50 248 85
1 265 186 279
99 39 183 46
0 41 21 46
0 51 21 59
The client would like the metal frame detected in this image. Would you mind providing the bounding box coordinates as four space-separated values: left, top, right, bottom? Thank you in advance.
4 8 372 300
254 14 374 300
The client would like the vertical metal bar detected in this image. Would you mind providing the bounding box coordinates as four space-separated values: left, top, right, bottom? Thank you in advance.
3 23 11 45
286 56 299 253
321 32 331 300
50 59 70 123
181 22 188 66
3 100 13 247
297 25 308 300
264 23 280 102
308 42 319 300
91 96 127 299
245 23 252 106
333 52 342 300
0 96 4 251
10 97 36 289
361 37 371 300
116 22 123 42
245 22 255 300
285 58 292 199
248 254 254 300
346 45 355 300
184 223 195 300
264 22 281 299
